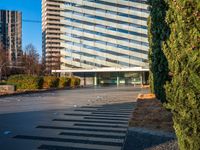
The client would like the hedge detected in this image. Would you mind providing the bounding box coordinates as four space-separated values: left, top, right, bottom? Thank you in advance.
0 82 7 85
43 76 59 88
59 77 71 88
7 75 43 90
70 77 81 88
6 75 81 90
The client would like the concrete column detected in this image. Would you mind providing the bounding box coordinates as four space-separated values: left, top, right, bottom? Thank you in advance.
94 73 97 86
140 72 143 86
117 73 120 86
142 72 146 84
84 73 86 86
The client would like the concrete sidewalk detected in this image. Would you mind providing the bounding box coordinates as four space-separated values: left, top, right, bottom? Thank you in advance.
0 86 143 114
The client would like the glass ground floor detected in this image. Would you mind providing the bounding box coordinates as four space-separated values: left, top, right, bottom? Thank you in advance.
73 72 149 86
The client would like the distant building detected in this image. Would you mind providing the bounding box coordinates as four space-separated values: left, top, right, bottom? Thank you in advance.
42 0 149 85
0 10 22 66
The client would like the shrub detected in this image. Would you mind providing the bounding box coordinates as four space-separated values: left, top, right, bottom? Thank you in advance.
59 77 71 88
163 1 200 149
0 82 6 85
7 74 43 90
43 76 59 88
70 77 81 87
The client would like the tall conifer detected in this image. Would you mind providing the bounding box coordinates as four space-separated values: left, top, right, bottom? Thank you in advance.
164 1 200 149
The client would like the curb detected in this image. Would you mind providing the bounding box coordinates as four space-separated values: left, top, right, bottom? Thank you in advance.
0 87 79 98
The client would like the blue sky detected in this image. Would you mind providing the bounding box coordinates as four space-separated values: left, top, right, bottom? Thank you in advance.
0 0 42 56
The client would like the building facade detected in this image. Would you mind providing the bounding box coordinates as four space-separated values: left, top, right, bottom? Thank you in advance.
0 10 22 66
42 0 63 72
42 0 149 85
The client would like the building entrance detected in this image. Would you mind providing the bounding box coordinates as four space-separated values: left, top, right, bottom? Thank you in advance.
73 71 148 86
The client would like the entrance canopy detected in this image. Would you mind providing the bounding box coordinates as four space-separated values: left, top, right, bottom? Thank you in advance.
52 67 149 73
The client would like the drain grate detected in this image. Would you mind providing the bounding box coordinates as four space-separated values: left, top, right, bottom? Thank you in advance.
36 125 127 133
83 117 129 121
74 109 132 113
97 108 133 111
59 132 125 139
74 123 127 128
80 106 103 109
38 144 104 150
53 118 128 124
14 135 123 146
92 112 131 115
13 102 135 149
64 113 130 118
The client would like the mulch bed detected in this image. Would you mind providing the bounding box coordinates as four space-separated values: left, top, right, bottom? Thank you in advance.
129 94 174 133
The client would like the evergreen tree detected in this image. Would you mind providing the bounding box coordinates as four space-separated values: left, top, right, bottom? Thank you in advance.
148 0 170 102
163 0 200 149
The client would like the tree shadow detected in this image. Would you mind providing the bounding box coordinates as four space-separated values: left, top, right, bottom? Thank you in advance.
124 130 176 150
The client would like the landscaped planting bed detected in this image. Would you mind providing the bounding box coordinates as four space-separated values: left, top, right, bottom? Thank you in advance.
129 94 174 133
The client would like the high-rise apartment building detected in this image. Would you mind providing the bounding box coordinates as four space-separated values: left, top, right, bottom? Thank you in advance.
42 0 149 85
0 10 22 66
42 0 62 71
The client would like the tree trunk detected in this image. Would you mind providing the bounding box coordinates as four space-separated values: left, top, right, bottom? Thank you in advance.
0 66 2 81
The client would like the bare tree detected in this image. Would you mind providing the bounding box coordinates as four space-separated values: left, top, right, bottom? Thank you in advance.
22 44 41 76
0 44 9 81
